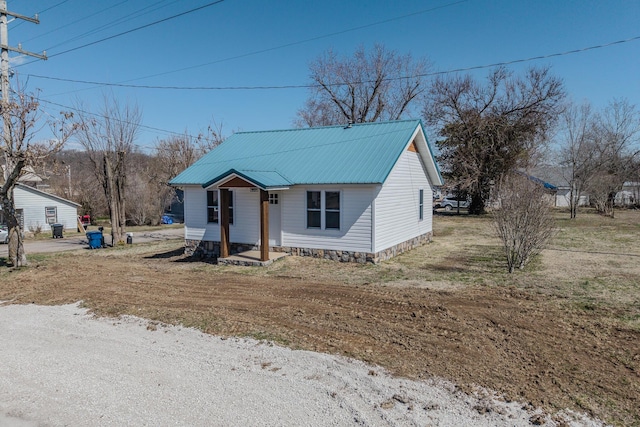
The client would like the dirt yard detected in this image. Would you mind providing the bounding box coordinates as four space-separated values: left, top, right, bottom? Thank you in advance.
2 209 639 426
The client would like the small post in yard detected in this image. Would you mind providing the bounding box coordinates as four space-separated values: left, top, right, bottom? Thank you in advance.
220 189 230 258
259 190 269 262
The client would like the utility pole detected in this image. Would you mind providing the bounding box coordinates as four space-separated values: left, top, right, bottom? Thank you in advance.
0 0 46 178
67 164 71 197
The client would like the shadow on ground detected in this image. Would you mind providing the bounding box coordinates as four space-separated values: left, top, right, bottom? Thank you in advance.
144 248 218 264
144 248 186 259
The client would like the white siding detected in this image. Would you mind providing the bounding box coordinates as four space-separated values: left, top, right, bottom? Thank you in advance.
13 186 78 232
183 186 210 242
555 189 570 208
555 189 589 208
281 185 374 252
231 188 259 244
374 150 434 252
183 186 261 244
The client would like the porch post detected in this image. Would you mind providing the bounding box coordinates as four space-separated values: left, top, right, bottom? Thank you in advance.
220 189 230 258
260 189 269 262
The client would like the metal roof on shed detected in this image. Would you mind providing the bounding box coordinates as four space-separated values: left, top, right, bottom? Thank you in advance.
170 120 440 188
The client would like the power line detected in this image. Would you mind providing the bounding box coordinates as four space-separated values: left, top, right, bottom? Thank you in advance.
39 98 204 141
10 0 71 29
47 0 223 59
37 0 72 14
26 34 640 92
116 0 468 84
35 1 179 52
21 0 131 44
19 0 469 98
15 0 224 66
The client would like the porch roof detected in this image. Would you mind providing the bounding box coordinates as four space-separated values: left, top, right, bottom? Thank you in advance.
206 169 293 190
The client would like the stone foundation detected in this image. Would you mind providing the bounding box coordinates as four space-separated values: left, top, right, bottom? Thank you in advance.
185 232 432 264
373 232 433 263
185 240 258 259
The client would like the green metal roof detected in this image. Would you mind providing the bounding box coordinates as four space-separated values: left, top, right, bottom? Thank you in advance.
170 119 442 188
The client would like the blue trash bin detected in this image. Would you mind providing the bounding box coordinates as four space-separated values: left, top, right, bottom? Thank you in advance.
86 231 103 249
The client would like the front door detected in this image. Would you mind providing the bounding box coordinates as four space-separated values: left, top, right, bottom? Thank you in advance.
268 192 281 246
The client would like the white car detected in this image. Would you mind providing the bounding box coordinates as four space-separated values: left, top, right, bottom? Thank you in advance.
0 227 8 244
439 196 470 211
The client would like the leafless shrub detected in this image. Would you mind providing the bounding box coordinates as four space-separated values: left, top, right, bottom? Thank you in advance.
492 174 556 273
28 223 43 237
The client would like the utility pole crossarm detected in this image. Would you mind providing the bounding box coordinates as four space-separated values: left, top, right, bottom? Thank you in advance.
0 1 45 65
0 8 39 24
1 0 45 105
0 43 46 60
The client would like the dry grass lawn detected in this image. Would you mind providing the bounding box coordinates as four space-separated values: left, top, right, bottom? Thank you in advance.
1 208 639 426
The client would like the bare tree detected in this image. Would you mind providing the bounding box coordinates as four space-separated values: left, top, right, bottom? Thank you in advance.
587 99 640 217
47 149 108 220
493 173 556 273
126 160 158 226
424 66 566 214
151 123 226 221
0 89 75 266
557 102 598 219
296 44 430 127
74 95 142 245
197 119 226 152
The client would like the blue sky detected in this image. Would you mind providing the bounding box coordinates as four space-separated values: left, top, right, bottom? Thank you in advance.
9 0 640 150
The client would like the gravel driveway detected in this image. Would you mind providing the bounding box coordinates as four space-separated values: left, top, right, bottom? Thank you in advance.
0 303 602 426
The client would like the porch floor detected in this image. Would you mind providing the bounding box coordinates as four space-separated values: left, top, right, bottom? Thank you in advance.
217 250 288 267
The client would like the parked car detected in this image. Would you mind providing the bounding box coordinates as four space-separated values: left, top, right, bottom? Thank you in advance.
439 196 470 211
0 226 8 244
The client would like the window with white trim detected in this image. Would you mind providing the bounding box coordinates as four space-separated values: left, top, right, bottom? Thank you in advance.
207 190 233 224
207 190 218 223
306 190 340 230
325 191 340 229
419 189 424 221
45 206 57 224
306 191 321 228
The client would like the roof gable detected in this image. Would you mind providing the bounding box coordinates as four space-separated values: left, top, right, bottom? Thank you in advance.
170 120 443 188
16 183 81 207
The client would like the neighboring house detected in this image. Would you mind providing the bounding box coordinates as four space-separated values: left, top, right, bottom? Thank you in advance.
165 188 185 222
530 166 590 208
616 182 639 206
1 165 43 188
170 119 443 263
0 183 80 233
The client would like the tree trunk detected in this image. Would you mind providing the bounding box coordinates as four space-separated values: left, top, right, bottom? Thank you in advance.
116 150 126 242
569 181 577 219
607 192 616 219
469 188 485 215
103 155 122 245
1 191 27 267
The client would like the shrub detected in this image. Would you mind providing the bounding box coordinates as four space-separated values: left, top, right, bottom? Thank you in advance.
493 174 556 273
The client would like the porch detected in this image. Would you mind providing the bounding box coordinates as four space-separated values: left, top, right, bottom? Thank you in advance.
217 250 288 267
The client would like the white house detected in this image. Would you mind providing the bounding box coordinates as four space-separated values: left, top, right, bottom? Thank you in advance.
530 166 590 208
4 183 80 233
170 120 444 263
615 182 639 206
